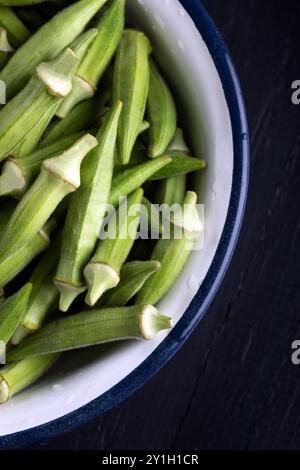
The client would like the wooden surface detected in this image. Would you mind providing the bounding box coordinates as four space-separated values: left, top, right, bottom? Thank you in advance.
30 0 300 450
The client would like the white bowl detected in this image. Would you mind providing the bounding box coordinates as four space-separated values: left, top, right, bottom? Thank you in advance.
0 0 249 447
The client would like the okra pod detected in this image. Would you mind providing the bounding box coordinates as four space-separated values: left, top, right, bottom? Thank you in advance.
150 153 206 180
0 283 32 350
136 192 203 305
7 304 172 361
11 239 60 345
101 261 161 307
0 0 109 99
0 219 55 289
0 5 30 48
140 196 164 238
0 132 85 197
55 101 122 312
0 27 13 70
84 188 143 306
42 98 96 146
0 353 59 404
0 29 97 161
113 29 152 164
57 0 125 118
0 134 98 256
109 156 171 207
147 59 177 158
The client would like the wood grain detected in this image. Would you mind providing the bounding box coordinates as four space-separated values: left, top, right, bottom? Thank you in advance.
30 0 300 450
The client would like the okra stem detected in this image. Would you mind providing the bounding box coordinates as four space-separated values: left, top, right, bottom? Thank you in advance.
0 218 55 289
84 188 143 306
0 134 97 256
0 353 59 404
55 101 122 311
7 305 172 361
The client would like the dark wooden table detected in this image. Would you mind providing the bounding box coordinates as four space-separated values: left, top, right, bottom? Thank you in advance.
30 0 300 450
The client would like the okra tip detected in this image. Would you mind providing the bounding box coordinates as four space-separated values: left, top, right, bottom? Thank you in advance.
0 159 27 197
0 28 13 53
140 305 172 340
84 263 120 307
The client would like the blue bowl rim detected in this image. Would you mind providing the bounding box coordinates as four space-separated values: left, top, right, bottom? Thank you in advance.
0 0 249 449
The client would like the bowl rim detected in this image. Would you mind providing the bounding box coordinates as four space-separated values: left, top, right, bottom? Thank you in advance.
0 0 249 449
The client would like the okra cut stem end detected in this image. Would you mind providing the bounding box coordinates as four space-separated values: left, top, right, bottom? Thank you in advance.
43 133 98 190
0 378 9 404
140 305 172 340
0 28 14 53
84 263 120 307
55 280 87 313
0 160 27 197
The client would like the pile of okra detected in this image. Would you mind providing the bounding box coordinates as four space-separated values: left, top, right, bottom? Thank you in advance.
0 0 206 404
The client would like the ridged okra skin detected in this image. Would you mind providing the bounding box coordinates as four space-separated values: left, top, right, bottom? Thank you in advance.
55 101 123 312
0 0 109 99
113 29 152 165
57 0 125 117
84 188 144 306
7 305 172 361
147 59 177 158
0 134 98 256
137 192 203 305
0 5 30 49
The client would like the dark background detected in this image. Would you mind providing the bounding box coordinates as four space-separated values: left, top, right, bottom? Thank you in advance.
30 0 300 450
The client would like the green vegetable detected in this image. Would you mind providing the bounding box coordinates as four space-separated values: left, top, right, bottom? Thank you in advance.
7 304 172 361
0 219 55 289
84 188 143 306
57 0 125 118
0 27 13 69
0 0 109 99
109 156 171 207
136 192 203 305
0 354 59 404
0 283 32 350
101 261 161 307
0 5 30 48
147 59 177 158
113 29 152 164
11 239 60 345
0 134 98 256
55 101 122 311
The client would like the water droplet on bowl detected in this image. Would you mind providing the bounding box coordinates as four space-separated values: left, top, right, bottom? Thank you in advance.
242 132 248 141
153 12 165 29
187 274 199 293
177 7 186 17
51 383 62 393
177 40 186 52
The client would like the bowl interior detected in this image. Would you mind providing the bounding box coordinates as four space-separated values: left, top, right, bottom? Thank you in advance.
0 0 233 437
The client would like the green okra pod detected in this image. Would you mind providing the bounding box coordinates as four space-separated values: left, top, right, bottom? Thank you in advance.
140 196 164 238
0 283 32 351
0 353 59 404
0 5 30 48
109 156 171 207
42 98 96 146
0 134 98 256
0 132 85 197
155 128 191 205
84 188 143 306
11 238 61 346
136 191 203 305
7 304 172 361
0 0 109 99
150 153 206 180
0 27 13 70
113 29 152 165
55 101 122 312
147 59 177 158
57 0 125 118
0 29 97 161
0 218 55 289
101 261 161 307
